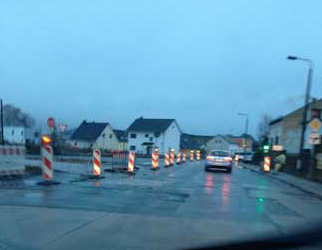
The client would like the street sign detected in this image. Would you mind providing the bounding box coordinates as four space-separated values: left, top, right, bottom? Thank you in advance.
309 131 321 145
58 124 68 134
47 117 55 129
309 118 322 131
272 145 284 151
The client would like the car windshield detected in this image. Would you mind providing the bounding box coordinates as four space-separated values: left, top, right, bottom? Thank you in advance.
211 151 229 157
1 1 322 249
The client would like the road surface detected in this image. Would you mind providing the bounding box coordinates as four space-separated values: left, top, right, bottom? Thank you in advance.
1 160 322 249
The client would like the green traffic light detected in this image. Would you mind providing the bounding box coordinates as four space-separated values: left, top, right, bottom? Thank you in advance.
263 145 270 150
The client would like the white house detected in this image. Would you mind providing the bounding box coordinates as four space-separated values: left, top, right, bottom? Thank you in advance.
206 135 240 156
127 118 181 155
3 126 40 145
69 121 127 150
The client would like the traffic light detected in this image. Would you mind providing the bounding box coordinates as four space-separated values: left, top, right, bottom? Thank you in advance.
263 144 270 153
41 134 52 146
262 136 270 153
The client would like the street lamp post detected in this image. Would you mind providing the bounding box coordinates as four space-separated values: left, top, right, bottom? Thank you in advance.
287 55 314 172
238 113 249 152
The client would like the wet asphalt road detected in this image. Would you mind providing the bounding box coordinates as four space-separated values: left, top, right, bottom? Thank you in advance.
1 160 322 249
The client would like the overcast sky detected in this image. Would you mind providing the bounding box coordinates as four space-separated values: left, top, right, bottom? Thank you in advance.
1 0 321 137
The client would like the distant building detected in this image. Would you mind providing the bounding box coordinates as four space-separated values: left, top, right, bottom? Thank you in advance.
127 118 181 155
231 134 256 152
206 135 240 155
69 121 127 150
3 126 40 145
180 133 213 152
113 129 128 150
268 98 322 154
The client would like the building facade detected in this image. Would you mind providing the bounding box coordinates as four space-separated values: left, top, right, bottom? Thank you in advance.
206 135 240 156
127 118 181 155
268 98 322 154
69 121 127 150
3 126 40 145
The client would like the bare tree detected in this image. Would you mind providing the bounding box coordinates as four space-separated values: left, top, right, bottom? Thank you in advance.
3 104 35 128
257 114 272 142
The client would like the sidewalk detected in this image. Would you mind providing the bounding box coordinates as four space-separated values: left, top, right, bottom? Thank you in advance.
242 163 322 199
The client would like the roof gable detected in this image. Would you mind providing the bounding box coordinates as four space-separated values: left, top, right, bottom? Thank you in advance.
70 121 109 141
113 129 128 142
209 135 238 145
127 118 175 132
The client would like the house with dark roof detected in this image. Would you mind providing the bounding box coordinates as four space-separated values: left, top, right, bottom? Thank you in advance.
69 120 127 150
268 98 322 154
230 133 256 152
180 133 213 151
206 135 241 155
127 117 182 155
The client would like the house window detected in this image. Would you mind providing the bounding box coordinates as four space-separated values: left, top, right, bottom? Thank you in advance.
130 133 136 138
275 136 279 145
312 109 321 119
145 134 149 137
130 145 136 150
149 137 153 142
21 130 24 136
102 133 106 138
109 134 112 139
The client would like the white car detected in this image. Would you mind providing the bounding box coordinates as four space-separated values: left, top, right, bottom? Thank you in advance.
237 152 254 163
205 150 232 173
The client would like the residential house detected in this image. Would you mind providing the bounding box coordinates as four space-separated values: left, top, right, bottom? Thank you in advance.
3 126 40 145
127 118 181 155
69 121 126 150
231 134 256 152
180 133 213 153
268 98 322 154
113 129 128 150
206 135 240 155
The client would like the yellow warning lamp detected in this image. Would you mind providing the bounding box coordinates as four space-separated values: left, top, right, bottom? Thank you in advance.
41 134 52 146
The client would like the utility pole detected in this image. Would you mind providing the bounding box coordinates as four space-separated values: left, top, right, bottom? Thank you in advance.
287 56 314 171
0 99 4 144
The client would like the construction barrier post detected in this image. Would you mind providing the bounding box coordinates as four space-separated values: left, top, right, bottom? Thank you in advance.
37 135 60 185
263 156 271 173
182 152 186 163
170 149 175 166
128 151 135 174
93 149 101 176
176 152 181 165
196 150 200 161
152 148 159 170
164 153 170 167
190 150 194 162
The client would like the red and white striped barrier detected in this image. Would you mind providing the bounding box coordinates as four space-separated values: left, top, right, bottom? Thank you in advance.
170 149 175 166
42 144 54 181
93 149 101 177
182 152 186 163
152 149 159 170
0 145 25 176
196 150 200 161
128 151 135 173
164 153 170 167
263 156 270 173
190 150 194 162
176 152 181 165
